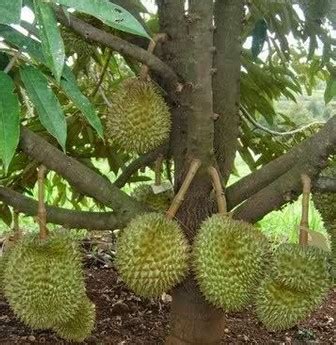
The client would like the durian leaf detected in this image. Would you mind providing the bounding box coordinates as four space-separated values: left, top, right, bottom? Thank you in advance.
33 0 65 82
61 68 104 139
20 65 67 150
48 0 150 39
0 0 22 25
0 72 20 173
0 24 45 62
324 76 336 104
251 18 267 59
0 26 102 139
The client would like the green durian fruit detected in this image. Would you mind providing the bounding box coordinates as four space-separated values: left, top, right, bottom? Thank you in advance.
61 28 96 58
132 184 173 211
256 278 326 331
270 243 330 293
53 296 96 342
4 232 86 329
115 212 189 297
193 214 269 311
106 78 171 153
312 163 336 278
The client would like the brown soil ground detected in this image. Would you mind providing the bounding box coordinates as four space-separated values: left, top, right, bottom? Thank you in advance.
0 264 335 345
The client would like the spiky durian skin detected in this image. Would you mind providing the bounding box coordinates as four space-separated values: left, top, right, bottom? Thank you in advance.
106 78 171 154
0 254 8 293
115 213 189 297
256 279 326 331
313 190 336 278
3 233 86 329
53 296 96 342
270 243 330 293
132 184 173 211
193 215 269 312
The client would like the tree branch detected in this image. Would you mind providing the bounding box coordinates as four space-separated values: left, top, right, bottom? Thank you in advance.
241 106 325 136
213 0 244 183
0 187 121 230
313 176 336 193
232 115 336 223
55 9 180 91
114 144 168 188
19 127 145 224
225 114 333 210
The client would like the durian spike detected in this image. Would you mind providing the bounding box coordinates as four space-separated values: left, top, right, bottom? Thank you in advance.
154 154 164 186
139 33 168 80
37 165 48 240
299 174 311 246
208 166 227 214
166 158 202 220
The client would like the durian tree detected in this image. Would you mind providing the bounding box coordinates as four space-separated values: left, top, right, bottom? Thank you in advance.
0 0 336 343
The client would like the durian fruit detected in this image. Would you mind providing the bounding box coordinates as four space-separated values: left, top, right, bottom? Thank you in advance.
61 28 96 59
106 78 171 153
312 163 336 278
193 214 269 311
0 235 19 293
115 212 189 297
3 232 86 329
255 278 325 331
132 184 173 211
270 243 330 293
53 296 96 342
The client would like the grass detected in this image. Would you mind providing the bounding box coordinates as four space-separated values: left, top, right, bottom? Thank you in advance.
0 155 329 247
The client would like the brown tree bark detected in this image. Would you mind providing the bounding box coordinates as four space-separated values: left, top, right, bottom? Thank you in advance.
158 1 224 344
213 0 244 183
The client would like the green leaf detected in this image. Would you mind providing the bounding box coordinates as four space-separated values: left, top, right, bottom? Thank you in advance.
20 65 67 150
48 0 150 38
34 0 65 82
324 77 336 104
0 24 45 62
0 72 20 173
0 0 22 25
251 19 267 59
61 68 104 138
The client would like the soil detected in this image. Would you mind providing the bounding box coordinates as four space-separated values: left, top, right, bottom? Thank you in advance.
0 263 335 344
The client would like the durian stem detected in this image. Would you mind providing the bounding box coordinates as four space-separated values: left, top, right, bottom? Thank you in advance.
208 166 227 214
299 174 311 246
37 165 48 240
139 33 168 80
166 159 202 220
12 210 21 242
154 154 164 186
90 49 112 98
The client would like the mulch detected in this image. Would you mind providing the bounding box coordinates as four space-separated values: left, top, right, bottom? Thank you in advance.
0 265 335 344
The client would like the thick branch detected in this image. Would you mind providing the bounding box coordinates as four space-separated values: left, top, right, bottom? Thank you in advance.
313 176 336 193
225 116 332 209
0 187 120 230
233 115 336 222
20 127 145 224
213 0 244 183
56 9 180 91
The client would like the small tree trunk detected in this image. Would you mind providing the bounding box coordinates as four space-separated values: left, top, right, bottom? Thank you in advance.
166 278 224 345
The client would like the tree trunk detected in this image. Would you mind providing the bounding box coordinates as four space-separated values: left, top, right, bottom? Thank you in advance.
158 1 224 343
166 277 224 345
